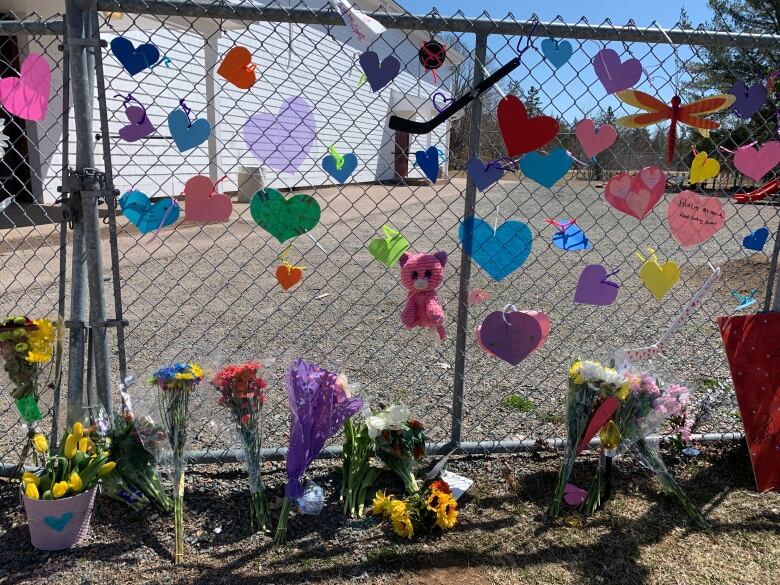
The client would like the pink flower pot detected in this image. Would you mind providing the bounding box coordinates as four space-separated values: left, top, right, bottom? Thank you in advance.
21 485 97 550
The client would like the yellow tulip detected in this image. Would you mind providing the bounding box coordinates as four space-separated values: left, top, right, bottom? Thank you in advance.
22 472 40 486
72 422 84 442
25 482 40 500
599 420 622 451
64 434 77 459
98 461 116 476
32 434 48 453
52 481 69 499
78 437 94 453
68 471 83 492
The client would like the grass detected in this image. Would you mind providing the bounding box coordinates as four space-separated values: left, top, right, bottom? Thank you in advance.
503 395 534 412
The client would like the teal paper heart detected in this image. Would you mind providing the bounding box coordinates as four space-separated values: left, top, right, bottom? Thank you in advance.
119 190 180 234
459 217 533 281
44 512 73 532
249 188 321 244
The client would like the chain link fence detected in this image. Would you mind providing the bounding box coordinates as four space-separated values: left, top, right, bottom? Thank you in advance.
1 1 779 469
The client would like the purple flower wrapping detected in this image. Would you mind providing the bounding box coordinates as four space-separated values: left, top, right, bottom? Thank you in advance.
284 358 362 499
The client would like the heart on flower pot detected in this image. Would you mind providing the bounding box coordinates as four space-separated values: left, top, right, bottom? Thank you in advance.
217 46 258 89
118 105 155 142
465 157 504 192
519 147 572 188
540 38 573 69
729 80 767 119
110 37 160 76
250 188 320 244
276 264 303 290
0 53 51 121
168 109 211 153
689 152 720 184
743 227 769 251
574 264 620 306
639 257 680 301
368 225 409 268
244 96 316 172
592 48 642 94
322 152 358 184
604 165 666 220
667 190 725 247
497 95 559 158
119 190 180 234
44 512 73 532
184 175 232 223
459 217 533 281
358 51 400 92
415 147 440 183
475 309 550 366
733 141 780 182
574 119 617 159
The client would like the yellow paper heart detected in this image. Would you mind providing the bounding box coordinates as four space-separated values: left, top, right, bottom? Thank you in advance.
639 259 680 301
689 152 720 185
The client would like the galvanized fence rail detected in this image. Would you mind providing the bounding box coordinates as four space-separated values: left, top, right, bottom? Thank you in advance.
1 1 779 470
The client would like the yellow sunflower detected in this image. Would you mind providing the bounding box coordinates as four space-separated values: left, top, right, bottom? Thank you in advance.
569 360 584 384
391 511 414 539
426 489 445 513
372 490 394 517
435 494 458 530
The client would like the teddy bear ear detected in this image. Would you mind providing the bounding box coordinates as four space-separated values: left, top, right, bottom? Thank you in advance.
434 251 448 267
399 252 410 267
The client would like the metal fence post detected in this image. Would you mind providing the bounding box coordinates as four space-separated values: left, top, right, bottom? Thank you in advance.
450 32 488 445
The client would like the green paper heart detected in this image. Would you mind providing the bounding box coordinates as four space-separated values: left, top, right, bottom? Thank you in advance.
249 188 321 244
15 395 42 423
368 225 410 268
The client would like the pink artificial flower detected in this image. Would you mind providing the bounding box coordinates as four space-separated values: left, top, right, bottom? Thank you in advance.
240 414 251 425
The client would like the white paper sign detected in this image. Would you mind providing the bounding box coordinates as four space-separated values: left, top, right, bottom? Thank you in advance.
330 0 386 48
440 470 473 501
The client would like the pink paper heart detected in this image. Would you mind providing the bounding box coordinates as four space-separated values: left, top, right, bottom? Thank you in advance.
638 166 664 189
733 141 780 182
184 175 233 223
604 166 666 220
0 53 51 121
574 119 617 159
626 188 651 218
563 483 587 506
667 190 725 247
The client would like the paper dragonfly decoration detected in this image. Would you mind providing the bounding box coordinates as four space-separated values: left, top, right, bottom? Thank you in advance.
615 90 736 162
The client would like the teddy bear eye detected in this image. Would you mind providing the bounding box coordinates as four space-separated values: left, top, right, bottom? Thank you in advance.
411 271 419 278
424 270 432 277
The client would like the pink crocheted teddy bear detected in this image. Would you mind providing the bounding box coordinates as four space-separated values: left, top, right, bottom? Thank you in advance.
399 251 447 340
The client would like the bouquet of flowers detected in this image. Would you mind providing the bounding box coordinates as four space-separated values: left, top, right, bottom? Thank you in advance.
275 358 362 545
150 362 203 563
371 477 458 540
370 404 426 494
548 359 629 518
212 361 271 532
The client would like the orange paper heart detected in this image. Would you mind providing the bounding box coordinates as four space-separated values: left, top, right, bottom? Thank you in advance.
275 264 302 290
217 47 257 89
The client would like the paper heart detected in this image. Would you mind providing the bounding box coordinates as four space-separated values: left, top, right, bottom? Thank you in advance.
476 309 550 366
639 258 680 301
551 220 591 251
167 110 211 153
604 166 666 220
217 46 257 89
743 227 769 251
729 80 767 119
667 190 725 247
733 141 780 182
415 147 440 183
322 152 358 184
574 119 617 159
574 264 620 306
119 190 180 234
433 92 453 112
497 95 560 158
110 37 160 76
540 38 573 69
249 188 320 244
118 105 155 142
276 265 303 290
358 51 400 92
519 147 572 188
563 483 587 506
244 96 316 172
577 396 620 454
689 152 720 184
468 289 489 305
465 157 504 192
368 225 409 268
459 217 533 281
184 175 232 223
592 48 642 94
0 53 51 121
44 512 74 532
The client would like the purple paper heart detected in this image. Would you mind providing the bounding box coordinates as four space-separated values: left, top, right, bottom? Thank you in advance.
118 105 155 142
358 51 400 93
563 483 587 506
243 96 316 172
465 157 504 192
729 80 768 119
433 92 453 113
478 310 545 366
593 48 642 94
573 264 620 306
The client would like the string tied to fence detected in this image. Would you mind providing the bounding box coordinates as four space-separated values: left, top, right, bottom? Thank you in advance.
146 191 181 243
566 149 591 167
328 145 345 170
115 93 147 124
279 245 307 276
178 99 194 128
718 141 757 155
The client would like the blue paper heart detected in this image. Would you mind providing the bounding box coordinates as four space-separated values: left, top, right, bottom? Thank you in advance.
465 157 504 192
44 512 73 532
119 190 180 234
519 147 572 189
167 110 212 153
322 153 358 184
459 217 533 281
551 219 592 251
541 38 573 69
110 37 160 76
415 147 440 183
743 227 769 251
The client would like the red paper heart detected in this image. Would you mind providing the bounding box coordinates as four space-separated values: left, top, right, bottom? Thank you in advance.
577 396 620 455
276 265 302 290
217 47 257 90
184 175 232 223
497 95 560 158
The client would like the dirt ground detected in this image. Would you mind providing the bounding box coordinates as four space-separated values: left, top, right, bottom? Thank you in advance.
1 440 779 585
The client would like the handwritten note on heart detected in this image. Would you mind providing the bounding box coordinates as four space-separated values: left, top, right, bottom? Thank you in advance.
0 53 51 121
184 175 232 223
250 188 320 244
497 95 559 158
592 48 642 94
574 264 619 306
358 51 400 92
604 166 666 220
689 152 720 184
119 190 179 234
244 96 316 172
574 119 617 159
217 46 257 89
639 256 680 301
667 191 725 247
733 141 780 182
476 309 550 366
459 217 533 281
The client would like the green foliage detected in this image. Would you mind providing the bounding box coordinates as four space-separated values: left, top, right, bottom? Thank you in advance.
503 395 534 412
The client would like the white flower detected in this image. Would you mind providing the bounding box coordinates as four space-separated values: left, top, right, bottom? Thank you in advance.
579 360 605 382
601 367 626 387
364 403 409 440
336 373 360 398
